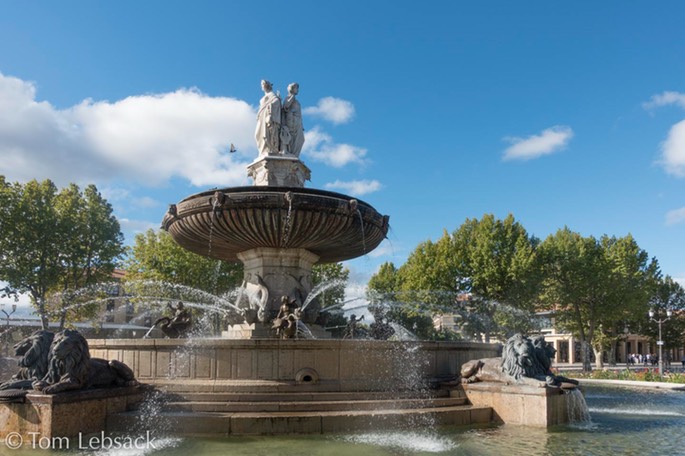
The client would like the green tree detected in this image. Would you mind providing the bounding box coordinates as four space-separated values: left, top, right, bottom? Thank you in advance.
51 184 127 328
396 214 540 342
311 262 350 311
0 178 125 329
367 261 436 340
538 229 657 371
643 276 685 354
124 229 242 294
593 234 659 367
124 229 244 335
310 262 350 338
367 262 399 300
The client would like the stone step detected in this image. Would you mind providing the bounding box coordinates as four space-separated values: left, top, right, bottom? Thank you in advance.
161 396 467 413
155 389 456 404
146 379 463 394
107 404 492 436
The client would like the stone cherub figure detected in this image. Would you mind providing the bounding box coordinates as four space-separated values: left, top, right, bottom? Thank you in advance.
272 296 301 339
153 301 192 338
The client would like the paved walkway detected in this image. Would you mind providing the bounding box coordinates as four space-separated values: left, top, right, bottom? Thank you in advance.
574 378 685 391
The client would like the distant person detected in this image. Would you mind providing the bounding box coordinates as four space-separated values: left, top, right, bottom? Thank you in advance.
681 354 685 368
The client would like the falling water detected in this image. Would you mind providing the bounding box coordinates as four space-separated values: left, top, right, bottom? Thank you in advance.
566 388 592 423
296 320 315 339
300 278 346 311
281 191 294 246
389 322 419 341
142 324 157 339
208 192 224 257
356 208 367 254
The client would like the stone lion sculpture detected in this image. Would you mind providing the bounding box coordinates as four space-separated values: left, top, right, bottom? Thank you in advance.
531 335 578 387
461 333 577 388
32 329 138 395
0 330 55 390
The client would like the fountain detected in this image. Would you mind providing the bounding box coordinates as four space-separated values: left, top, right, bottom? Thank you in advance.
0 81 587 447
84 80 505 436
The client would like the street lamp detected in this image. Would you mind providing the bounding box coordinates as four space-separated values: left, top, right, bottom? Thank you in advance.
1 303 17 356
648 308 672 379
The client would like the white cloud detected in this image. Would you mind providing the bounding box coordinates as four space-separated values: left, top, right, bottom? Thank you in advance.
0 72 256 187
502 125 574 161
665 206 685 226
324 179 382 196
302 126 367 167
304 97 355 124
674 277 685 287
659 119 685 177
642 91 685 176
642 91 685 111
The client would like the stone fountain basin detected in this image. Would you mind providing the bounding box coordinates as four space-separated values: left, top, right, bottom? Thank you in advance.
162 187 390 263
89 338 498 391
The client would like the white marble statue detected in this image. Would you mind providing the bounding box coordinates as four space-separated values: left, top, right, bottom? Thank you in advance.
255 80 282 155
282 82 305 157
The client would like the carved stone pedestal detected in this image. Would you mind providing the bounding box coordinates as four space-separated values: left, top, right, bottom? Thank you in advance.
247 155 311 187
0 386 143 441
222 323 273 339
463 383 585 427
237 247 321 325
222 322 331 339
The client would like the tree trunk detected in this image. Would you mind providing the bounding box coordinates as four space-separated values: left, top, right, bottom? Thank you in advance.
593 347 604 370
609 342 617 366
36 296 50 330
581 339 593 372
40 314 49 330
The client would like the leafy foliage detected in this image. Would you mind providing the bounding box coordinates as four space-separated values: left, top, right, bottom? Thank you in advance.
311 262 349 310
389 214 540 341
0 178 125 329
538 229 659 371
643 276 685 350
124 229 242 295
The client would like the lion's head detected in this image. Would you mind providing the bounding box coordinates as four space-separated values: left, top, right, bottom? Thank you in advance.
501 333 540 380
12 330 54 380
43 329 90 386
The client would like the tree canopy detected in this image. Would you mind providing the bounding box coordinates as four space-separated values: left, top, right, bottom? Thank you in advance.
536 229 658 370
643 275 685 352
0 177 125 329
367 214 672 362
124 229 243 295
387 214 540 341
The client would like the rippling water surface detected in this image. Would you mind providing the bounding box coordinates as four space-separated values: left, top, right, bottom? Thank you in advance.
6 385 685 456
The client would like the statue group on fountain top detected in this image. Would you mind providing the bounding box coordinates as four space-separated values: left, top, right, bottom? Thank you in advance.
255 80 305 157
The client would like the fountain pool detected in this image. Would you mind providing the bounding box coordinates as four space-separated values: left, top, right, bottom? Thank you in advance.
5 385 684 455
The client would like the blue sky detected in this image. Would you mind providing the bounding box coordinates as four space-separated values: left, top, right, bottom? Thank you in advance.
1 1 684 302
